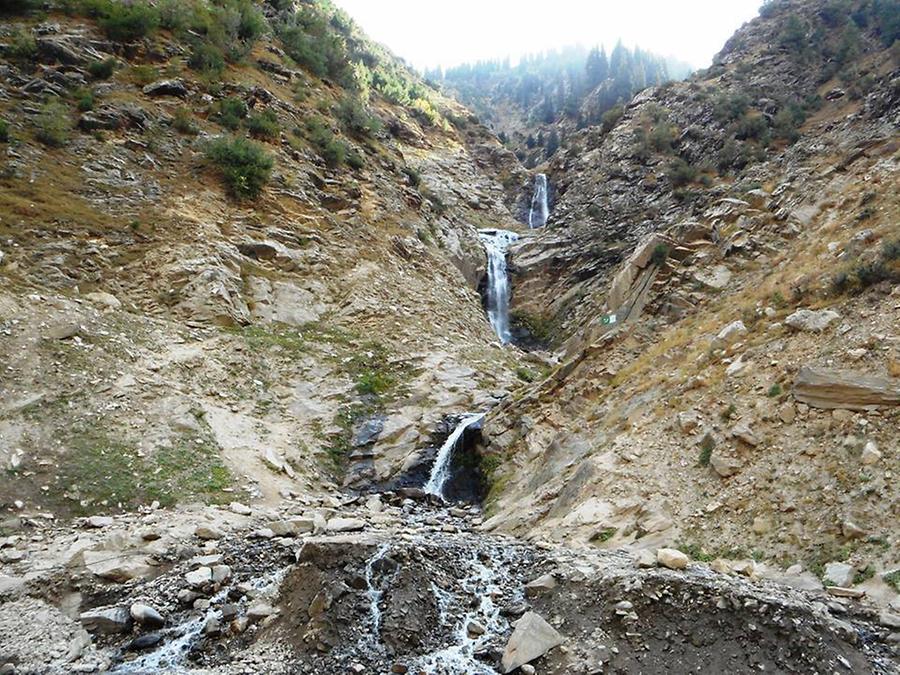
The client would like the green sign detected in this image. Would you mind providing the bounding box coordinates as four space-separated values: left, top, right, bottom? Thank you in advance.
601 314 618 326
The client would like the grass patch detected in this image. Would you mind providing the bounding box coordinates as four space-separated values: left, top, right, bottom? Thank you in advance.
592 527 618 544
767 383 782 398
34 101 72 147
0 119 8 143
697 434 714 467
883 569 900 592
88 57 117 80
515 367 538 383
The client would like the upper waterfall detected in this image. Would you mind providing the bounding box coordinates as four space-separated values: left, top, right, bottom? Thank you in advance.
528 173 550 229
478 229 519 344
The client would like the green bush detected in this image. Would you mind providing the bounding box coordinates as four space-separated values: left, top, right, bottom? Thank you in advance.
666 158 698 187
276 7 349 81
402 166 421 187
0 0 41 14
204 136 273 200
779 15 808 52
212 97 248 130
734 113 770 143
172 107 198 134
713 92 750 123
8 28 37 61
336 96 381 138
188 41 225 75
246 109 280 140
126 64 159 85
96 0 161 42
345 148 365 170
0 119 9 143
87 57 117 80
321 138 346 168
651 243 670 266
74 87 95 112
601 104 624 132
34 101 72 147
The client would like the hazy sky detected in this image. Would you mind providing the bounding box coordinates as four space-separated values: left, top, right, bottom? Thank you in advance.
333 0 765 70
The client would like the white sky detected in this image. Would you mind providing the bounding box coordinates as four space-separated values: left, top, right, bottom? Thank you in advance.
333 0 765 71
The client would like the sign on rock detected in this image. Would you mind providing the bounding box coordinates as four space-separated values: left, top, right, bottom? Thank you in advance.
601 314 618 326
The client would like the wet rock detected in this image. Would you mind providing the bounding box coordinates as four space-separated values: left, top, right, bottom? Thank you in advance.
657 548 689 570
793 366 900 410
129 603 165 629
127 633 163 651
80 607 132 634
784 309 841 333
142 79 188 97
501 611 564 673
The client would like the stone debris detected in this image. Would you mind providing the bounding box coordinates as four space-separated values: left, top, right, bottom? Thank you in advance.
501 611 564 673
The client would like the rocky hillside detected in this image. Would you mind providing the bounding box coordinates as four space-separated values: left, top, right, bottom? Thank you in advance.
0 0 532 518
484 0 900 599
0 0 899 673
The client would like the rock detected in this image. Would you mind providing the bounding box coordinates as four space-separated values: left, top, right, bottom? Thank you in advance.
826 586 866 599
657 548 689 570
793 366 900 410
693 265 732 290
842 521 865 539
129 603 165 629
326 518 366 533
353 417 385 447
85 291 121 310
86 516 113 528
229 502 252 516
212 564 232 583
521 666 536 675
784 309 841 333
195 525 225 540
45 322 80 340
142 79 188 97
83 551 154 582
185 566 213 588
711 320 747 350
710 454 742 478
778 402 796 424
633 549 657 568
0 575 25 599
823 562 855 587
524 573 557 597
730 422 759 447
80 607 132 634
879 612 900 629
677 411 701 433
467 620 486 636
860 441 881 465
269 519 315 537
501 611 564 673
246 602 276 622
128 633 163 651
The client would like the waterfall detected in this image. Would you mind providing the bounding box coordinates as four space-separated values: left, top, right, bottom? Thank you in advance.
362 544 392 648
478 229 518 344
424 413 485 499
528 173 549 229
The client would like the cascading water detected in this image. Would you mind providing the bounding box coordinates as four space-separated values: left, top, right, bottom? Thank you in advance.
424 413 485 499
478 229 518 344
528 173 549 229
363 543 392 648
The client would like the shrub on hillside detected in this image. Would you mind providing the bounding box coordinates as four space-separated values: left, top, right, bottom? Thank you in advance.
0 119 9 143
336 96 381 138
87 57 117 80
188 41 226 75
95 0 161 42
74 87 95 112
8 28 37 61
204 136 273 200
666 158 698 187
601 104 624 133
276 7 349 81
734 113 770 143
212 97 248 130
246 109 280 140
172 107 198 135
35 101 72 147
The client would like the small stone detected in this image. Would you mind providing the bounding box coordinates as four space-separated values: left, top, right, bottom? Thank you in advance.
86 516 114 528
247 602 276 622
731 422 759 447
521 666 536 675
785 309 841 333
185 566 213 588
501 611 564 673
842 521 865 539
633 549 657 569
879 612 900 629
212 564 232 583
524 573 557 597
710 454 742 478
467 620 486 636
823 562 855 587
326 518 366 533
229 502 251 516
129 603 165 629
860 441 881 465
657 548 689 570
826 586 866 599
195 525 225 540
778 403 796 424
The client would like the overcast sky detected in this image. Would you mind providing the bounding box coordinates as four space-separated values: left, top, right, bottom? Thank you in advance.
333 0 765 71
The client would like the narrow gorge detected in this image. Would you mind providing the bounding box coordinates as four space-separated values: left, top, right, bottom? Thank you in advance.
0 0 898 673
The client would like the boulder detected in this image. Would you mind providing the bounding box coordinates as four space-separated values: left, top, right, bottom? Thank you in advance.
130 603 165 629
326 518 366 533
793 367 900 410
784 309 841 333
142 79 188 97
524 573 557 597
860 441 881 465
657 548 689 570
501 611 564 673
711 321 747 350
823 562 855 587
229 502 252 516
269 519 315 537
710 454 742 478
80 607 132 634
730 422 759 447
353 417 385 447
195 525 225 540
83 551 154 582
185 567 213 588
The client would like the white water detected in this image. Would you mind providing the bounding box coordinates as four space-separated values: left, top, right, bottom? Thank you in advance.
528 173 549 229
478 229 519 344
363 543 392 647
423 414 485 499
414 552 510 674
112 569 287 674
